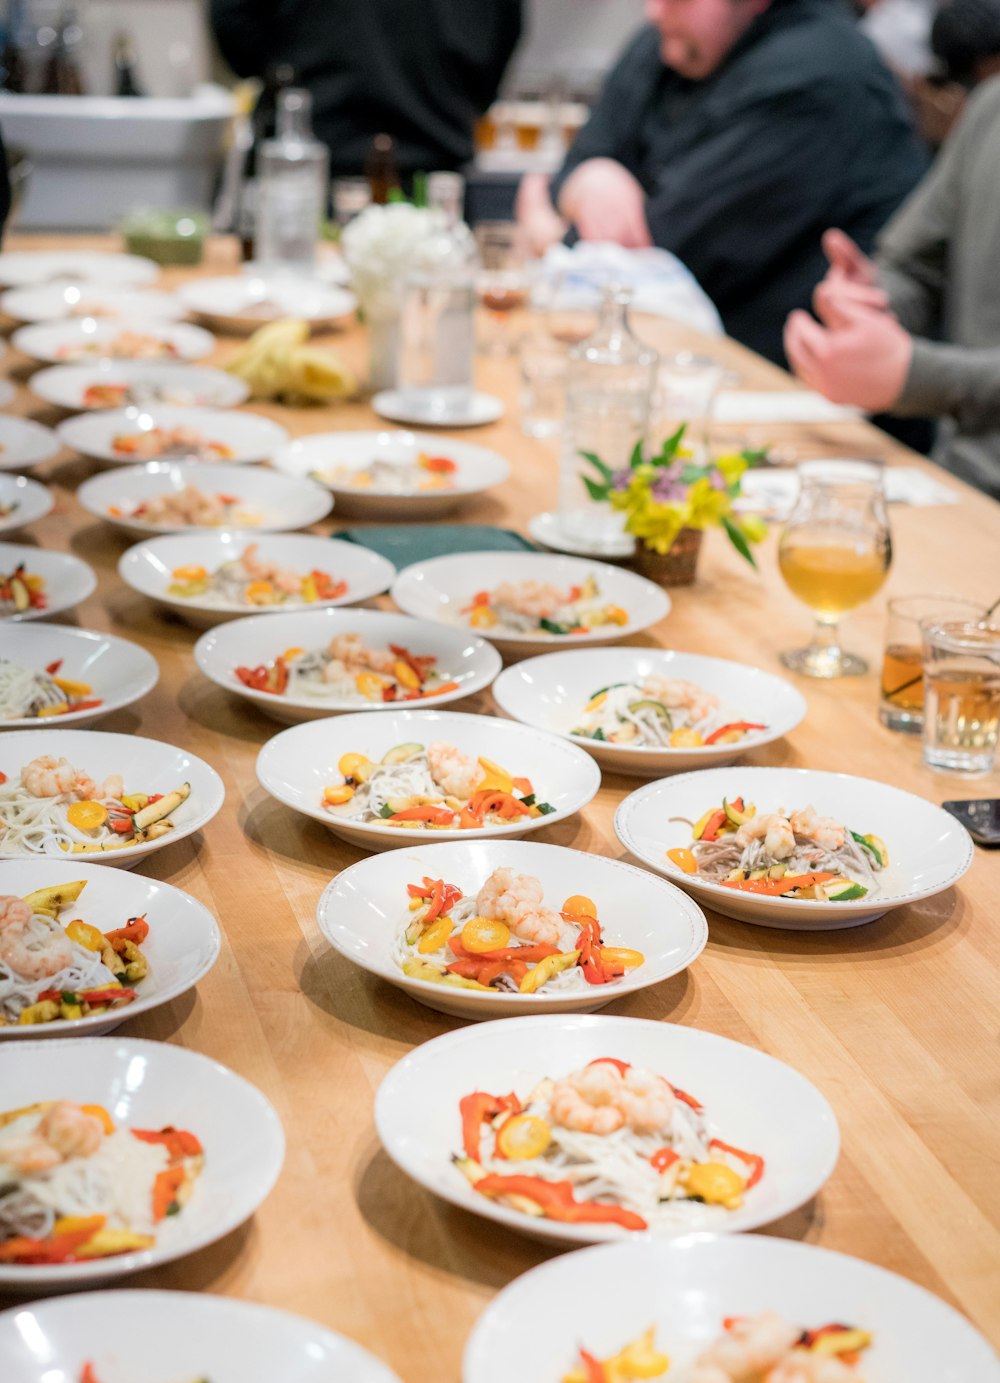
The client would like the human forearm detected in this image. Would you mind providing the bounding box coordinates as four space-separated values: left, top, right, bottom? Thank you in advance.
896 338 1000 429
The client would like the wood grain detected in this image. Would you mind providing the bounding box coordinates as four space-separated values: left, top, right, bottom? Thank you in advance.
1 235 998 1374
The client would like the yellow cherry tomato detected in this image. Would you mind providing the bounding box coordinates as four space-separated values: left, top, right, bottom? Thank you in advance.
65 919 104 952
171 564 207 582
338 753 372 783
604 604 629 625
461 916 511 953
469 605 497 628
666 847 698 875
281 647 305 662
681 1161 746 1209
669 727 704 748
418 915 454 954
496 1114 551 1160
323 784 355 805
246 580 275 604
393 659 421 691
563 894 597 918
356 671 388 700
66 800 108 831
598 946 644 969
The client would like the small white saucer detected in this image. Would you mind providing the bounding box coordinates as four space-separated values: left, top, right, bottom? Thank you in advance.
528 510 636 559
372 388 505 428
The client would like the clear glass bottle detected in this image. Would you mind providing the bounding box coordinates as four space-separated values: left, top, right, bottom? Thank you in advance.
557 285 659 548
256 88 329 273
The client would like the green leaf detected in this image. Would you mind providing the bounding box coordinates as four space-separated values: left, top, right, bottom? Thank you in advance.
722 515 757 568
578 449 613 482
741 448 769 468
679 464 710 484
582 475 611 502
628 438 645 470
657 423 687 462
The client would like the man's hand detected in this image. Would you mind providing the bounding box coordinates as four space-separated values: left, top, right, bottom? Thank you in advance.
515 173 569 258
784 294 913 413
557 158 652 248
822 228 878 287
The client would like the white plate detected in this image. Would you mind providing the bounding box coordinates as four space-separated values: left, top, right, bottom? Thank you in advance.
119 532 395 628
317 839 707 1019
1 283 185 323
0 474 53 534
492 649 808 776
29 361 251 412
0 415 60 471
373 388 505 428
0 728 225 868
528 510 637 559
78 460 333 538
256 708 601 849
0 1290 403 1383
0 382 13 407
274 428 511 519
0 624 158 728
0 1036 283 1287
195 607 502 723
13 319 216 365
0 859 220 1038
0 250 158 288
375 1014 839 1245
391 552 671 656
0 541 97 623
615 766 975 928
463 1234 1000 1383
58 405 289 466
243 253 352 287
178 273 357 333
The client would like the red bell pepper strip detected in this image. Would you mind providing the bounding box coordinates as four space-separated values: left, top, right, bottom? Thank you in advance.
78 987 138 1006
577 924 612 987
703 722 767 746
425 681 459 697
458 1091 522 1160
708 1138 765 1188
0 772 6 785
132 1126 204 1160
578 1349 606 1383
473 1173 648 1230
721 871 839 896
0 1215 105 1263
459 806 483 830
420 455 457 474
587 1057 631 1076
670 1085 704 1114
271 657 289 696
447 957 527 987
68 699 104 713
511 776 533 796
389 805 456 825
105 915 149 947
108 813 136 834
81 1366 102 1383
467 789 531 820
650 1147 681 1172
235 664 271 691
45 658 64 675
152 1165 186 1221
422 878 446 923
699 808 728 843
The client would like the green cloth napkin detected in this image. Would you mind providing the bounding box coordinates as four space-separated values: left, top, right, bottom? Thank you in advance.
335 524 538 567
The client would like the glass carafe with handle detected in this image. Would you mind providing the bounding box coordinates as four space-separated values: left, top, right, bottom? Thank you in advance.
778 460 892 677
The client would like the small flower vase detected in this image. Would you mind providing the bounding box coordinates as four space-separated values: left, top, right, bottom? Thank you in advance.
365 307 400 392
632 527 703 586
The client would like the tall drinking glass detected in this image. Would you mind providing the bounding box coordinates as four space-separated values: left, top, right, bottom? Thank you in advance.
654 352 723 459
920 619 1000 773
778 460 891 677
880 595 984 732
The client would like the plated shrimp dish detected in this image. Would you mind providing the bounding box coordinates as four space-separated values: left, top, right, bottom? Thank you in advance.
0 755 190 857
324 742 554 830
0 657 103 721
667 797 887 902
111 426 235 463
0 1100 203 1265
572 678 766 750
1 563 46 616
56 331 180 362
564 1316 872 1383
0 879 150 1028
395 870 643 996
463 575 628 638
454 1055 765 1233
235 633 458 704
312 451 457 494
107 484 260 530
167 543 348 608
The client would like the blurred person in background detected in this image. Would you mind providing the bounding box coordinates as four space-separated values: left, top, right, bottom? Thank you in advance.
209 0 522 181
908 0 1000 141
784 76 1000 500
516 0 927 366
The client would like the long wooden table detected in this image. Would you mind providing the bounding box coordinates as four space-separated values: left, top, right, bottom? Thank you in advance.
2 235 999 1374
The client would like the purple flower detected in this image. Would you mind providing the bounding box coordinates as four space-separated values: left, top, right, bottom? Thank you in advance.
651 469 687 503
612 468 632 491
709 470 726 491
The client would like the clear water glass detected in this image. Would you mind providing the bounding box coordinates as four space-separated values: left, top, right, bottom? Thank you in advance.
397 266 476 416
880 595 983 733
655 351 724 458
921 619 1000 773
519 338 567 438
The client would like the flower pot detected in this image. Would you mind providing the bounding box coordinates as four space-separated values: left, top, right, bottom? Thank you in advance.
632 528 703 586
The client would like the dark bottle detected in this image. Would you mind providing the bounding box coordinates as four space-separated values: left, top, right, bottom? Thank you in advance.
1 0 26 92
365 132 401 206
236 61 295 260
113 30 143 97
40 7 85 96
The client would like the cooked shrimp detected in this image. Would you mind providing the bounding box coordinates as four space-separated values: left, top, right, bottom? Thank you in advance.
550 1063 675 1137
21 755 77 797
511 908 563 946
327 633 396 676
693 1313 801 1381
0 894 74 981
736 811 795 860
428 741 483 799
789 806 846 852
766 1352 865 1383
641 676 720 723
476 867 543 923
1 1101 104 1174
491 580 567 620
617 1066 675 1135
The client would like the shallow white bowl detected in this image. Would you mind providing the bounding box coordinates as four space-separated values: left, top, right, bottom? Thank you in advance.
0 728 225 868
58 404 289 466
0 858 220 1038
118 531 395 628
0 1290 403 1383
391 552 671 656
178 273 357 333
0 415 60 472
29 361 250 412
273 429 511 519
256 709 601 850
0 1036 283 1288
13 318 215 365
1 283 185 323
615 766 975 929
0 250 158 288
0 474 53 534
492 649 808 775
195 607 502 723
463 1234 1000 1383
0 541 97 623
375 1014 839 1245
0 624 158 728
78 459 333 538
317 839 707 1018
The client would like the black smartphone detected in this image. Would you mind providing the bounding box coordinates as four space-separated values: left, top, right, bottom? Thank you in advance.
942 799 1000 846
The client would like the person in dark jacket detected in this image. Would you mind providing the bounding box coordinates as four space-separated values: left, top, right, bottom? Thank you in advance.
517 0 928 364
209 0 522 180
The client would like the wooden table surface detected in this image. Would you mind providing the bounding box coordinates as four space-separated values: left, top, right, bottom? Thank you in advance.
2 236 999 1375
